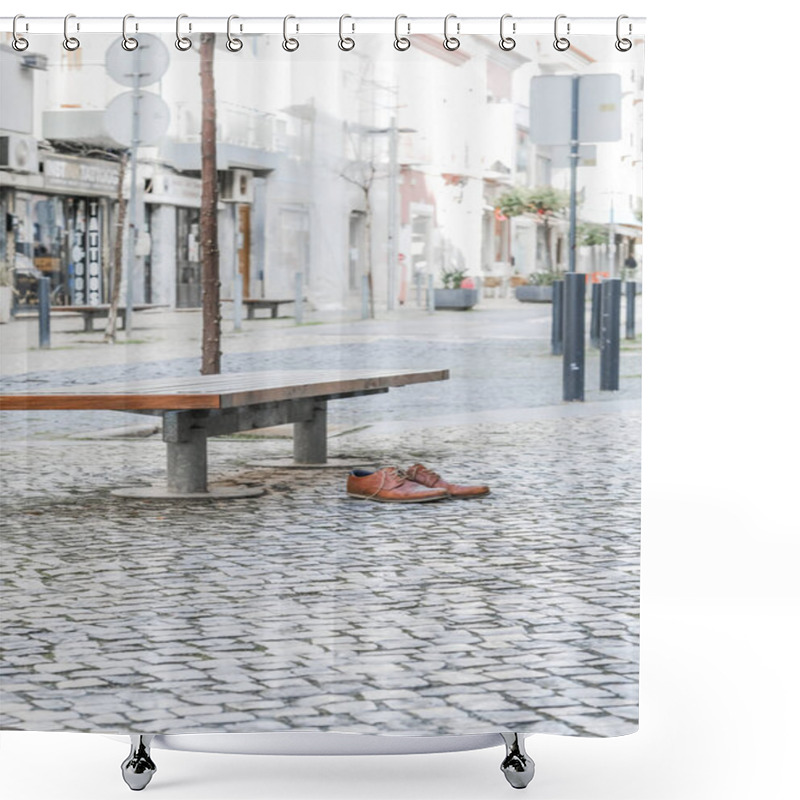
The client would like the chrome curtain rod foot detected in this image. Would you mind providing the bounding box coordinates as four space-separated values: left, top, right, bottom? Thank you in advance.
500 732 535 789
121 735 157 791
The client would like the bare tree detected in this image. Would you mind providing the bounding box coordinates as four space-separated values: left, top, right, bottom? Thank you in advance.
103 152 128 343
199 32 221 374
340 153 377 319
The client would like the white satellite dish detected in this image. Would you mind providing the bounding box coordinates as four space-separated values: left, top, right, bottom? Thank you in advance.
105 33 169 88
104 91 171 147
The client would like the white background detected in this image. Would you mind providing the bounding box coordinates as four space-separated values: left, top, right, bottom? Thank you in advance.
2 1 798 798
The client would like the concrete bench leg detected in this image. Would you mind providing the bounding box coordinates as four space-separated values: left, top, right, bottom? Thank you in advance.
270 304 279 318
167 426 208 493
83 314 94 333
294 399 327 464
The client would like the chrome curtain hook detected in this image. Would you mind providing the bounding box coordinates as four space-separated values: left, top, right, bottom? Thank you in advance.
226 15 243 52
553 14 570 51
615 14 632 52
283 15 299 51
499 13 516 51
338 14 355 51
443 13 460 51
394 14 410 51
12 14 29 52
63 13 80 51
122 14 139 51
176 13 192 51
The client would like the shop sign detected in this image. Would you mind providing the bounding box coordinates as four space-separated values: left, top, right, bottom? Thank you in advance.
146 173 202 207
44 155 119 194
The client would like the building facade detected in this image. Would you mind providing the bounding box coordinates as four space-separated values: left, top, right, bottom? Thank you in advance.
1 31 643 316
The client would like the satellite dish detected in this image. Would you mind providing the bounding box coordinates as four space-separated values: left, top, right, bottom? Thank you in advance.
104 91 171 147
105 33 169 88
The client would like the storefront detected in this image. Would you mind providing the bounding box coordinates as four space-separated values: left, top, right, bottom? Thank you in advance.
144 172 204 309
1 152 117 308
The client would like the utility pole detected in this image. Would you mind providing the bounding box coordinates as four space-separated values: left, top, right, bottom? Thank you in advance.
124 72 141 337
387 117 398 311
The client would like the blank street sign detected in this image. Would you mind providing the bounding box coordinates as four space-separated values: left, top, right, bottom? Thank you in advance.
530 74 622 144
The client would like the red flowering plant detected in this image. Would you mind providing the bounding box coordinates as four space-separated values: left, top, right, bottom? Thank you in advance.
493 186 570 272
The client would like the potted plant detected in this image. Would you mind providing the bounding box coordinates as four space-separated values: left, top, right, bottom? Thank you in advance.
434 268 478 310
515 270 558 303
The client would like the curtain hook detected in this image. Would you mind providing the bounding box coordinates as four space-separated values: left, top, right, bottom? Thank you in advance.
227 15 243 52
338 14 355 51
283 15 299 51
443 13 460 51
615 15 632 52
553 14 570 51
175 14 192 51
499 13 516 51
63 13 80 51
12 14 29 52
122 14 139 51
394 14 410 51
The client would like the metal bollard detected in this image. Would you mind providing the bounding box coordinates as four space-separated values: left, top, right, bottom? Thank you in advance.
427 274 435 314
415 271 422 307
625 280 636 340
550 279 564 355
590 281 602 349
562 273 585 402
233 273 243 332
294 271 303 325
600 278 622 391
38 276 51 349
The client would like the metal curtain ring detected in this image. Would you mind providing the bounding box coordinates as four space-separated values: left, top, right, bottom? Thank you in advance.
122 14 139 51
63 13 80 51
443 13 460 51
394 14 410 50
12 14 29 51
553 14 570 51
338 14 355 51
283 15 299 51
176 14 192 51
227 15 243 52
615 14 632 52
499 14 515 51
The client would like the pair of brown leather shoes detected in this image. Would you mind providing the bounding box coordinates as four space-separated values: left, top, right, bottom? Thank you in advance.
346 463 490 504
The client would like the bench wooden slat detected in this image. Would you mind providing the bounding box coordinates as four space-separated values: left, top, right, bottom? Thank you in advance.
0 369 448 412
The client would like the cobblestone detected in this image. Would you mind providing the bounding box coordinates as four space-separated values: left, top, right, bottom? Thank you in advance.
1 302 640 737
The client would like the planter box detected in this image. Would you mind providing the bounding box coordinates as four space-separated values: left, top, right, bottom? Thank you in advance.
434 288 478 310
514 285 553 303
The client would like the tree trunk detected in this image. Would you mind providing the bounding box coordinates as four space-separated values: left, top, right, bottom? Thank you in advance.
104 153 128 344
363 185 375 319
199 33 221 375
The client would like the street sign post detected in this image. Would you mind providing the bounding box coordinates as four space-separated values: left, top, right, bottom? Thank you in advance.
530 73 622 401
105 35 170 336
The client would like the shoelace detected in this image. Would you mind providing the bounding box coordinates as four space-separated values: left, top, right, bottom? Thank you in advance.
408 465 441 487
365 467 408 498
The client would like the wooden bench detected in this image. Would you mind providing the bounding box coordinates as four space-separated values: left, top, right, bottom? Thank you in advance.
50 304 168 332
0 368 448 498
241 299 297 319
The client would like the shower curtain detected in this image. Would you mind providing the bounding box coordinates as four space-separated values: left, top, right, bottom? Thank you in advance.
0 16 643 752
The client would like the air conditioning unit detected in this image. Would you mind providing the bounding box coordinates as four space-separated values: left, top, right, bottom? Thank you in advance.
220 169 254 203
0 133 39 173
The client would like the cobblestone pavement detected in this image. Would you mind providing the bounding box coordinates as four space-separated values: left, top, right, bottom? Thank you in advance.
1 300 641 737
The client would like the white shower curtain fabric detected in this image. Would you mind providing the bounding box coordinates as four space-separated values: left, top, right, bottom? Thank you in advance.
0 28 643 739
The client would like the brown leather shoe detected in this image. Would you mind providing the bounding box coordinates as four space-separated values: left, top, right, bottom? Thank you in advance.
405 463 490 498
347 467 449 503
